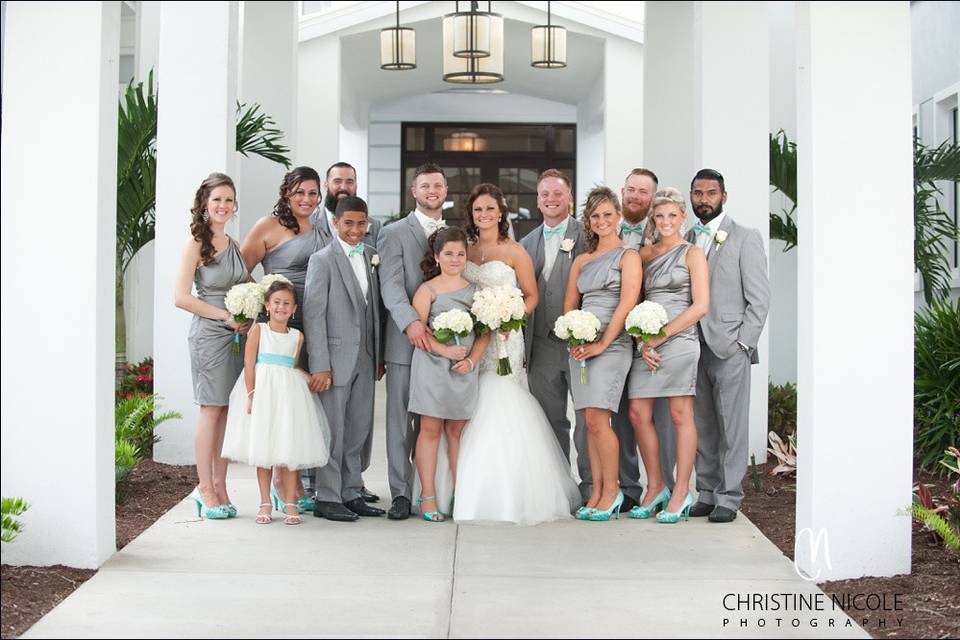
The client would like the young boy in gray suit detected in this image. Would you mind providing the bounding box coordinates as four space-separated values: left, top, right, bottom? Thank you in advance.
304 196 386 522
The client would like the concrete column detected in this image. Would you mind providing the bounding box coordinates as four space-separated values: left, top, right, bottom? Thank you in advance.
297 34 340 170
238 1 297 257
153 1 239 464
644 1 770 461
135 0 161 83
0 1 120 568
603 36 645 188
794 1 913 580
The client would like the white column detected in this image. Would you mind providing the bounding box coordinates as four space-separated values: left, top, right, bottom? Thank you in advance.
603 36 645 186
644 1 770 461
153 1 239 464
135 0 161 83
297 34 340 169
0 1 120 568
238 0 297 256
795 1 913 580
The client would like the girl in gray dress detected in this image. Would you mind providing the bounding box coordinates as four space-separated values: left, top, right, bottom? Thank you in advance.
175 173 251 520
409 227 491 522
628 188 709 523
564 187 642 522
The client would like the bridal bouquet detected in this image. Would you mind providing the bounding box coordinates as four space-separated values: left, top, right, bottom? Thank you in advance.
553 309 602 384
471 285 526 376
224 282 263 353
432 309 474 346
626 301 669 374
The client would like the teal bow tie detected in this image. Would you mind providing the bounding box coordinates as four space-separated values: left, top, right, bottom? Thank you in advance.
621 222 645 235
346 244 365 258
693 223 713 236
544 222 567 239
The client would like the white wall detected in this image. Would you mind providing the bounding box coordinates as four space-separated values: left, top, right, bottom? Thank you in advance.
124 240 155 363
577 74 605 209
603 36 645 192
296 34 340 171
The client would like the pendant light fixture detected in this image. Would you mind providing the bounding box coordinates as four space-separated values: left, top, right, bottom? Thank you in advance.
531 1 566 69
380 1 416 71
443 1 504 84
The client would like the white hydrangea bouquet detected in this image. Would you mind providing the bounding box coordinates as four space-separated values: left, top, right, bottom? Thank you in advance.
626 301 669 374
553 309 602 384
224 274 293 352
432 309 474 346
471 285 526 375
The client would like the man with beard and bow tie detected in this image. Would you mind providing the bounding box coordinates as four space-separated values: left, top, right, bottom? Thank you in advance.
376 163 449 520
681 168 769 523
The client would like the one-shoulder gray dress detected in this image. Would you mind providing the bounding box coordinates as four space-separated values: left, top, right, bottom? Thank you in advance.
628 243 700 398
569 247 635 412
188 239 250 406
408 283 479 420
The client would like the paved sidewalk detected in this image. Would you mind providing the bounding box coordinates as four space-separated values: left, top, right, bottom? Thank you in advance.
25 384 868 638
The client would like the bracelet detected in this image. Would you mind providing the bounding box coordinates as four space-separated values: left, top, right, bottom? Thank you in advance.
247 388 255 397
464 357 474 370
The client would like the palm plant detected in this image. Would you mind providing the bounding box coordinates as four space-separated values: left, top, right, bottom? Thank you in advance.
914 137 960 304
769 130 798 251
1 497 30 544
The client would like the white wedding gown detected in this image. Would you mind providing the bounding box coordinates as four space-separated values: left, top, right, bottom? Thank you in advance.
415 260 580 525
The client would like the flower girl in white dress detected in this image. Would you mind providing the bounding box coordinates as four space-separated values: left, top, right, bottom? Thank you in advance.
222 281 331 525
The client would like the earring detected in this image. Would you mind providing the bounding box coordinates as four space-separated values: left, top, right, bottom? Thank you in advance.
201 209 209 223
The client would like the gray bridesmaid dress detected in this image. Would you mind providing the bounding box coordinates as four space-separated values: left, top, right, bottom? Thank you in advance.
408 283 479 420
188 239 250 406
260 227 323 331
628 243 700 398
569 247 635 412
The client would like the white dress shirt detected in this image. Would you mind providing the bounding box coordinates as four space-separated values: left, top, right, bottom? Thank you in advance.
695 211 726 257
412 208 446 238
542 217 569 282
337 236 369 300
618 218 647 250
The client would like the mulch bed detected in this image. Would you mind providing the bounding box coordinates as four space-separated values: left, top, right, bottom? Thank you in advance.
0 460 196 639
741 463 960 639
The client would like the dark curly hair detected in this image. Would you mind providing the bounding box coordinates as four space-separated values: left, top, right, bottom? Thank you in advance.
420 227 469 280
581 185 621 253
272 166 321 235
190 172 236 265
463 183 510 242
264 280 298 306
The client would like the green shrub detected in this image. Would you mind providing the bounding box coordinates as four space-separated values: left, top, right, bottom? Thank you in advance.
115 440 141 484
1 497 30 543
115 394 181 485
914 300 960 473
768 381 797 440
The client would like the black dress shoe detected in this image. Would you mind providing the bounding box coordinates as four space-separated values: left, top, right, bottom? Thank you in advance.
313 501 359 522
360 486 380 503
708 505 738 523
345 497 385 517
621 494 639 513
387 496 411 520
688 501 714 518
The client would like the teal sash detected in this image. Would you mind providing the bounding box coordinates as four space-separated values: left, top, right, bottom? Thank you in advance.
257 353 295 368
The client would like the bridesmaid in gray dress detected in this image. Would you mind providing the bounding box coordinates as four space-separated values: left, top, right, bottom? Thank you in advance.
627 187 709 523
409 227 491 522
175 172 251 520
240 167 325 514
564 187 642 522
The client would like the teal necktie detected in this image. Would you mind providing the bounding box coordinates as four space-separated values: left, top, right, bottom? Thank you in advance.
544 222 567 239
346 243 364 257
621 222 645 235
693 223 713 236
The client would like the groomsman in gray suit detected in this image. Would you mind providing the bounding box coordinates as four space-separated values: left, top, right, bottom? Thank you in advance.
377 163 449 520
683 169 769 522
304 196 386 521
307 161 381 504
618 168 678 497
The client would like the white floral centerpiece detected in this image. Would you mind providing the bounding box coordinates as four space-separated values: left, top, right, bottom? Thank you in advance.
553 309 602 384
626 301 669 374
432 309 474 346
471 285 526 375
224 282 265 353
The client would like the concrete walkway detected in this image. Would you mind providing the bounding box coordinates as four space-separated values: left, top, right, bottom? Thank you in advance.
25 384 867 638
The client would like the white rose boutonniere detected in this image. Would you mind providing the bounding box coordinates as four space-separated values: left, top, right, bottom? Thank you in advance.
560 238 576 257
370 254 381 268
714 230 728 250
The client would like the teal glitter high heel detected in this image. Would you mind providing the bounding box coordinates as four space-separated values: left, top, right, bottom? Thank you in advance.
417 496 445 523
656 493 694 524
190 487 229 520
587 491 624 521
628 487 671 519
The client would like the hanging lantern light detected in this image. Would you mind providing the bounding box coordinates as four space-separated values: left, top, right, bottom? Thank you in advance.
443 2 504 83
380 1 416 71
531 1 566 69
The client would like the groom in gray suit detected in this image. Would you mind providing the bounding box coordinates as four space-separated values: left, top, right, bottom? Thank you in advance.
377 163 449 520
683 169 769 522
304 196 386 521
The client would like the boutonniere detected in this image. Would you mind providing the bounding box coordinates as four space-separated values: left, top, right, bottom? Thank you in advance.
560 238 575 256
714 230 728 249
370 254 381 268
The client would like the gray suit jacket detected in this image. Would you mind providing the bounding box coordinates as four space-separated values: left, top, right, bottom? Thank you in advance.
519 217 586 364
310 206 382 251
685 215 769 363
376 213 428 365
303 241 384 385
